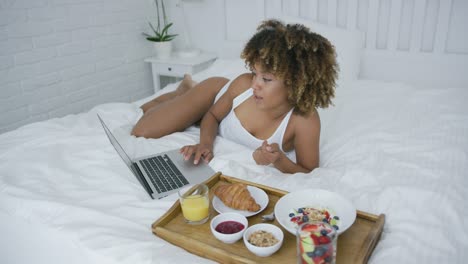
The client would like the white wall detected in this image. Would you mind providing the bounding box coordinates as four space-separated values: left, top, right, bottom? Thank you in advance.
0 0 157 134
175 0 468 88
2 0 467 134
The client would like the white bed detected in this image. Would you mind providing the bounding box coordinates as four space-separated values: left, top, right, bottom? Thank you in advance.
1 56 467 263
2 8 468 264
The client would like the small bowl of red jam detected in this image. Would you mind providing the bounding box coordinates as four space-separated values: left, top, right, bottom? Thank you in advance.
210 212 248 244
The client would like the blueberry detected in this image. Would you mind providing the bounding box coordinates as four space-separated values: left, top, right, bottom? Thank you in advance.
302 215 309 222
322 218 328 223
314 247 326 257
298 208 304 213
333 216 340 220
320 229 328 236
333 225 339 230
289 213 295 217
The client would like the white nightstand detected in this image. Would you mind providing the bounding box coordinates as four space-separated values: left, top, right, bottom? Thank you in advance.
144 53 218 93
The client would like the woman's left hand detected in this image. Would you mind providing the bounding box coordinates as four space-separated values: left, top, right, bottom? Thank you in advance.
252 140 282 166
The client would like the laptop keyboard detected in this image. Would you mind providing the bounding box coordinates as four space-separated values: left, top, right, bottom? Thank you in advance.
140 154 189 194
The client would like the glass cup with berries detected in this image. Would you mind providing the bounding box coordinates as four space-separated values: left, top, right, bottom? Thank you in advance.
296 221 337 264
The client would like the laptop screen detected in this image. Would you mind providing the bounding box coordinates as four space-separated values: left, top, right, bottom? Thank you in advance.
97 114 134 169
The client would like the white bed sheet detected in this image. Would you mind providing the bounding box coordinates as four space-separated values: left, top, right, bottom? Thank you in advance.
1 59 467 264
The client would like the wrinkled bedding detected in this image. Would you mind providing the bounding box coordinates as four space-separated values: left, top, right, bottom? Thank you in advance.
1 59 467 264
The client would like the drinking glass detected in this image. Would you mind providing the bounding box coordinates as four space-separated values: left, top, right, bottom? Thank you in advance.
297 221 338 264
178 184 210 225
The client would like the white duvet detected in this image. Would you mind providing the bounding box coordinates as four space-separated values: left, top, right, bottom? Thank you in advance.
1 59 467 264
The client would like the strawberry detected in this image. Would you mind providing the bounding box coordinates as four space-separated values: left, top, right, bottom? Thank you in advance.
310 234 320 245
312 256 323 264
318 236 331 244
301 223 318 232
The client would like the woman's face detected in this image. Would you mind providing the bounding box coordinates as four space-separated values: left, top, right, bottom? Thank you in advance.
251 63 289 111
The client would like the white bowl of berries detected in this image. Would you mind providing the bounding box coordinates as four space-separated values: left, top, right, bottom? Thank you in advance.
210 212 248 244
274 189 356 235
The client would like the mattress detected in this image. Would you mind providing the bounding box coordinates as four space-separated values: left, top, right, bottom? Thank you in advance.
0 59 467 264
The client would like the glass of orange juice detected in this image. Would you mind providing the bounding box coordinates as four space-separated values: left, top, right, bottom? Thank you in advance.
178 184 210 225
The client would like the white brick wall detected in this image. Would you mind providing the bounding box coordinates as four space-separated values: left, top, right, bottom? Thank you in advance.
0 0 157 134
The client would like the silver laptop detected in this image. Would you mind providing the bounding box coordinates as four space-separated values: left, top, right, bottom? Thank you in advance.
97 114 215 199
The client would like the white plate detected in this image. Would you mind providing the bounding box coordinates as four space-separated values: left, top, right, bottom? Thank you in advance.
274 189 356 235
212 186 269 217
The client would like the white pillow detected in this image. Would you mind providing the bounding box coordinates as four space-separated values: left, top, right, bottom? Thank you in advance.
193 58 248 81
281 16 364 84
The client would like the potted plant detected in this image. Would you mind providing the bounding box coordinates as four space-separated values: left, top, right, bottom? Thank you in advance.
143 0 177 59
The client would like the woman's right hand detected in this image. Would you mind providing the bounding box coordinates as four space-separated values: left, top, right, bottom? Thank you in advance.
252 140 282 166
180 143 214 165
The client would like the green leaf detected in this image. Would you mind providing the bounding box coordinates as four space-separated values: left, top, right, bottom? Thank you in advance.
163 34 178 41
146 37 159 42
160 22 173 37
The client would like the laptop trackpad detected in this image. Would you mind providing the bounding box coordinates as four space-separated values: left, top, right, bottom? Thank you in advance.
165 149 215 184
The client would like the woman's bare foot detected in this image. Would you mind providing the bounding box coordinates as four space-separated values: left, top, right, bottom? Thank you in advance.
140 75 198 113
176 74 198 95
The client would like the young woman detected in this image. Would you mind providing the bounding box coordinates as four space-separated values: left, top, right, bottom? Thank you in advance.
132 19 338 174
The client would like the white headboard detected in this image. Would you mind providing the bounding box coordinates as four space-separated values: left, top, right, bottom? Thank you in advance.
176 0 468 87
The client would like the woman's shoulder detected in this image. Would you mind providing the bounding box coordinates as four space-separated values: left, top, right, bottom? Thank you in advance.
282 108 320 153
227 73 252 95
290 108 321 132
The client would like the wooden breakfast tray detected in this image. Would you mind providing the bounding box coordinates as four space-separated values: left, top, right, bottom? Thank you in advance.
152 172 385 264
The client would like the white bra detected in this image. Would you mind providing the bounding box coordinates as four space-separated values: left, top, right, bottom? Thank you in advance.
218 88 293 152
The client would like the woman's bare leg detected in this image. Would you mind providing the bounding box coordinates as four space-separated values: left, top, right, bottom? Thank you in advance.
140 74 197 113
131 76 229 138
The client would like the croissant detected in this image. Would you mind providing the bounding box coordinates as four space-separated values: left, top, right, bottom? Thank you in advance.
214 183 261 212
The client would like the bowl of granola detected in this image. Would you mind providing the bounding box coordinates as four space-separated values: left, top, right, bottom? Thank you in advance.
243 223 284 257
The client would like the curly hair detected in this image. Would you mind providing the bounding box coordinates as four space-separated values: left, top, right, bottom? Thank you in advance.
241 19 339 115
